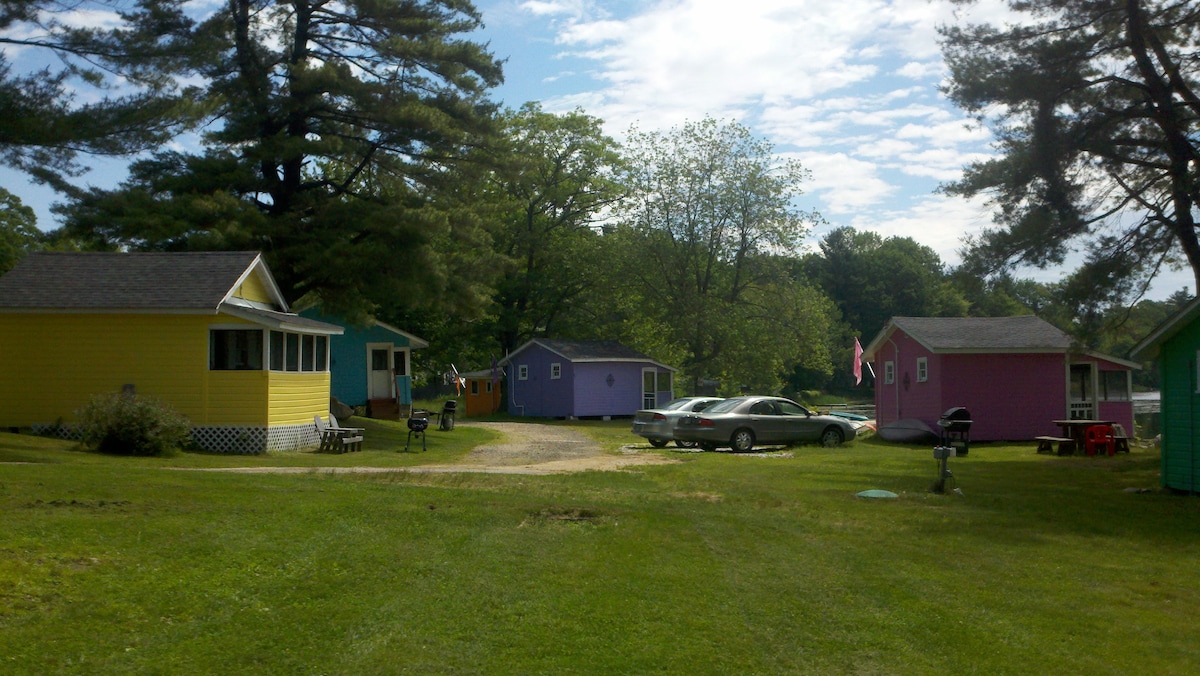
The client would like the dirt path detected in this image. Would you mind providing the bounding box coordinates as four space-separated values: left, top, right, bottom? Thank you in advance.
198 422 681 476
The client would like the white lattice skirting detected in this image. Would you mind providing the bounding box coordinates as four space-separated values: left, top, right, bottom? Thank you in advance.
192 423 321 454
33 422 321 454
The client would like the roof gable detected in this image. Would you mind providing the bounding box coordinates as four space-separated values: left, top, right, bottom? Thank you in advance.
0 251 281 311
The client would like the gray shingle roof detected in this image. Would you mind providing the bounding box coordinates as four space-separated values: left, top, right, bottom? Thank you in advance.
535 339 658 362
0 251 264 310
503 338 676 370
890 316 1072 351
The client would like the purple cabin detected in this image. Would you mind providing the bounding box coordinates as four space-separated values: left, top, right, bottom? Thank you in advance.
501 339 676 418
862 316 1137 442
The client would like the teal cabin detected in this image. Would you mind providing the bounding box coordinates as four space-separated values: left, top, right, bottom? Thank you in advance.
1132 297 1200 492
299 309 428 418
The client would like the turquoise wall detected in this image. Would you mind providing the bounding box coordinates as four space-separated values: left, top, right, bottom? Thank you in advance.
300 310 416 407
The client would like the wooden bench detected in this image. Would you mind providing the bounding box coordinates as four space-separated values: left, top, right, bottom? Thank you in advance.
1036 436 1076 455
315 415 364 453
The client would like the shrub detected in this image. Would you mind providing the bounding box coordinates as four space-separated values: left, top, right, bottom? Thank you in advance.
76 392 192 456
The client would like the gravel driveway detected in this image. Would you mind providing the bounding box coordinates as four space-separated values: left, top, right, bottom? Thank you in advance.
194 421 679 475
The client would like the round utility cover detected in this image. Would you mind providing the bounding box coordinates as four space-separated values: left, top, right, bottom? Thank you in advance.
856 489 899 499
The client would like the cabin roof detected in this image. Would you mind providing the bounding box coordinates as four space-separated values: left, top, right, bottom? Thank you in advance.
0 251 276 311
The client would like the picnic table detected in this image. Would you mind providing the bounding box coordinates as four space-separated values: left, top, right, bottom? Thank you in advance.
1034 419 1115 456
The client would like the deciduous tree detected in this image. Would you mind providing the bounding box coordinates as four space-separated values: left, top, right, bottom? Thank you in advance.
614 117 833 394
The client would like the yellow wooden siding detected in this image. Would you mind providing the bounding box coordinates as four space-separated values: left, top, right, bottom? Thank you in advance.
233 271 273 304
268 371 331 425
0 313 273 427
206 371 269 425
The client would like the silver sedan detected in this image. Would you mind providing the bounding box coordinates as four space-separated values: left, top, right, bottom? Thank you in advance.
631 397 724 448
673 396 857 452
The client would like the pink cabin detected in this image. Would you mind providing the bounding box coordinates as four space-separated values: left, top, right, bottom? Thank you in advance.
862 316 1137 442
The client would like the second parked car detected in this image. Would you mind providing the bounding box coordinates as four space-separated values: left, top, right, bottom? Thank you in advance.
674 396 856 452
631 396 724 448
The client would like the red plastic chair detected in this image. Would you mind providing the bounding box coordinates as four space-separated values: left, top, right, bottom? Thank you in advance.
1084 425 1115 457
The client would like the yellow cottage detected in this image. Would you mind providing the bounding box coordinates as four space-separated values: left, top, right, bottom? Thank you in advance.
0 251 344 453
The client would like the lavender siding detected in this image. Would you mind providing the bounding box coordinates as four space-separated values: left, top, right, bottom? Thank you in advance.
507 343 670 417
573 363 644 417
872 326 1135 442
507 345 574 417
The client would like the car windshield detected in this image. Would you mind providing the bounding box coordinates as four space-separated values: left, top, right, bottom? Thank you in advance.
703 397 748 414
660 398 696 411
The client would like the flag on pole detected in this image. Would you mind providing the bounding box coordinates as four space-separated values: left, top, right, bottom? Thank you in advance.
853 337 864 385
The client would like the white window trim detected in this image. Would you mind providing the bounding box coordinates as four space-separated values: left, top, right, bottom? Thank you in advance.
884 361 895 385
209 326 266 371
518 364 529 381
916 357 928 383
270 330 329 373
550 362 562 380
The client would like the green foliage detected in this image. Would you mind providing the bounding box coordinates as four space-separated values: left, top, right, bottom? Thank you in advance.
612 117 832 393
0 187 40 274
0 3 201 185
53 0 504 319
808 226 968 340
940 0 1200 306
75 392 192 456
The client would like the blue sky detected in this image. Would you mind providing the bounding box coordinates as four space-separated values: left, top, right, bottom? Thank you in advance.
3 0 1192 299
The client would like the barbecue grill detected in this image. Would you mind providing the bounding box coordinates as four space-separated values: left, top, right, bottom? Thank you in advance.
406 412 429 452
438 400 457 431
937 406 971 456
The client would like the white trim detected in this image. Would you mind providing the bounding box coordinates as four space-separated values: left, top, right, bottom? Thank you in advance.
642 367 657 409
219 304 344 335
220 254 290 312
372 319 430 349
208 326 266 371
366 343 394 400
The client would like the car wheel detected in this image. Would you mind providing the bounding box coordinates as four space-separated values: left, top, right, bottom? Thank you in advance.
648 438 669 448
700 443 717 452
730 428 755 453
820 427 844 447
675 439 698 448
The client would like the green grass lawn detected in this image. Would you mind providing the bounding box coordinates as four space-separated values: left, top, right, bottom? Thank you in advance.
3 424 1199 674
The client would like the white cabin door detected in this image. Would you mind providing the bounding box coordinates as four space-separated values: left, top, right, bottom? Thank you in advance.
642 368 657 409
367 343 394 399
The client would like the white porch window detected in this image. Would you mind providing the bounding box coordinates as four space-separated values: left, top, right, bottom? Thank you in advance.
884 361 895 385
518 365 528 381
551 363 561 379
916 357 928 383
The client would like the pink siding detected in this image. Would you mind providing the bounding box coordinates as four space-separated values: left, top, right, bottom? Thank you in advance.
941 353 1066 441
872 332 941 426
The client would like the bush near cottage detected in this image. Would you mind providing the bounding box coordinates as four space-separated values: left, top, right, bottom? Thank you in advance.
76 392 192 456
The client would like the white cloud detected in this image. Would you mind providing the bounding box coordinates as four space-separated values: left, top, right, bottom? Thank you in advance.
791 152 897 214
842 193 995 265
